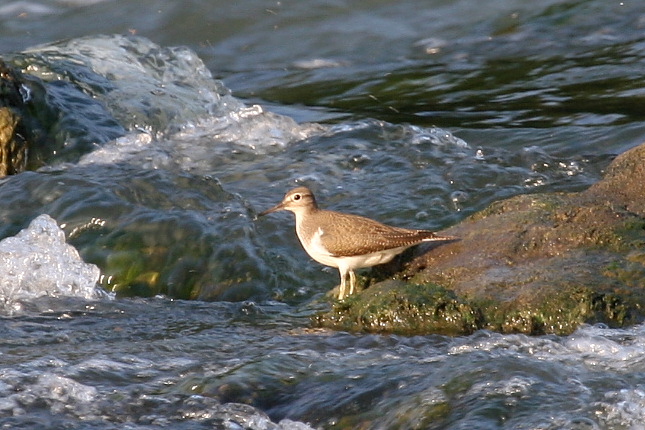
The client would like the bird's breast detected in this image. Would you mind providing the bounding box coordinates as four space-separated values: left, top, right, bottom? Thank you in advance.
296 224 341 268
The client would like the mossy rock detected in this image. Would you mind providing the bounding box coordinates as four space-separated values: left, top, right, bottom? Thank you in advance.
314 278 635 336
315 142 645 336
314 280 481 335
475 285 632 335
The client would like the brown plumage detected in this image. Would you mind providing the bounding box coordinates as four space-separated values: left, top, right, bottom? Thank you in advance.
302 210 440 257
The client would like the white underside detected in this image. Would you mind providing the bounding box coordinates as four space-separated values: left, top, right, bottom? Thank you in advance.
296 225 412 299
299 226 409 270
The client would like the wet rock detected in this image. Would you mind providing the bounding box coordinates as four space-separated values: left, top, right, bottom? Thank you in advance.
316 143 645 335
0 61 29 175
0 55 92 170
0 107 27 175
314 280 481 335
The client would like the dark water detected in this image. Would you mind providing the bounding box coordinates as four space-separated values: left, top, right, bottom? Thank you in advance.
1 0 645 428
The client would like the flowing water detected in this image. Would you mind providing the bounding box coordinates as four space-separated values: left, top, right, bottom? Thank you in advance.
1 1 645 428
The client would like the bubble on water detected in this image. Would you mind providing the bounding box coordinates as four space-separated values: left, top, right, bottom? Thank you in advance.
407 125 469 148
293 58 347 69
413 37 448 55
450 190 469 211
560 160 583 176
415 210 429 221
524 174 548 188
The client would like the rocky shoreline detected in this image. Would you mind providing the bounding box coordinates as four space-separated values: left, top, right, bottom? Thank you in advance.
317 143 645 335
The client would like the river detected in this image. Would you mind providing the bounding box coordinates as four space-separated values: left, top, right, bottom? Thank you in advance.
1 1 645 428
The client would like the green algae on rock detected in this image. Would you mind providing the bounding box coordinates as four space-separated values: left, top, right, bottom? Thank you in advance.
314 280 481 335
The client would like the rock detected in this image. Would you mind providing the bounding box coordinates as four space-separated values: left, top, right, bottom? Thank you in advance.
0 107 27 175
0 60 29 176
316 143 645 335
314 280 481 335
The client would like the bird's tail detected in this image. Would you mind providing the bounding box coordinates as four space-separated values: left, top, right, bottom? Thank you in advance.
422 232 459 242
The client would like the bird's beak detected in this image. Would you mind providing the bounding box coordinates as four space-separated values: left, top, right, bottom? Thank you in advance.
257 202 285 217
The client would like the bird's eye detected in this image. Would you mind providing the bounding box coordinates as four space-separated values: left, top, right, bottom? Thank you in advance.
293 194 301 201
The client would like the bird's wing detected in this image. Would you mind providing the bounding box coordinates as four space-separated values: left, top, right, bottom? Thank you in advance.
317 211 437 257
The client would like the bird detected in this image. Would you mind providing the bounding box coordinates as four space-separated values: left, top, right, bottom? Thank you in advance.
258 186 457 299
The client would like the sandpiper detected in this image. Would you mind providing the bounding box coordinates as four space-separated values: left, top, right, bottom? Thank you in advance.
258 186 456 299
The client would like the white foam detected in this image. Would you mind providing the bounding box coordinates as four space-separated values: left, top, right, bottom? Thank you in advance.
75 108 324 171
0 370 97 418
35 373 98 404
0 214 101 310
596 388 645 428
565 325 645 371
76 132 165 168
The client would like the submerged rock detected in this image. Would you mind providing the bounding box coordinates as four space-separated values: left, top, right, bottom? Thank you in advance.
316 142 645 335
0 36 321 302
0 61 30 175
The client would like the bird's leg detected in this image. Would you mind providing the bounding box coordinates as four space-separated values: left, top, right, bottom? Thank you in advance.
338 269 347 300
348 270 356 296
